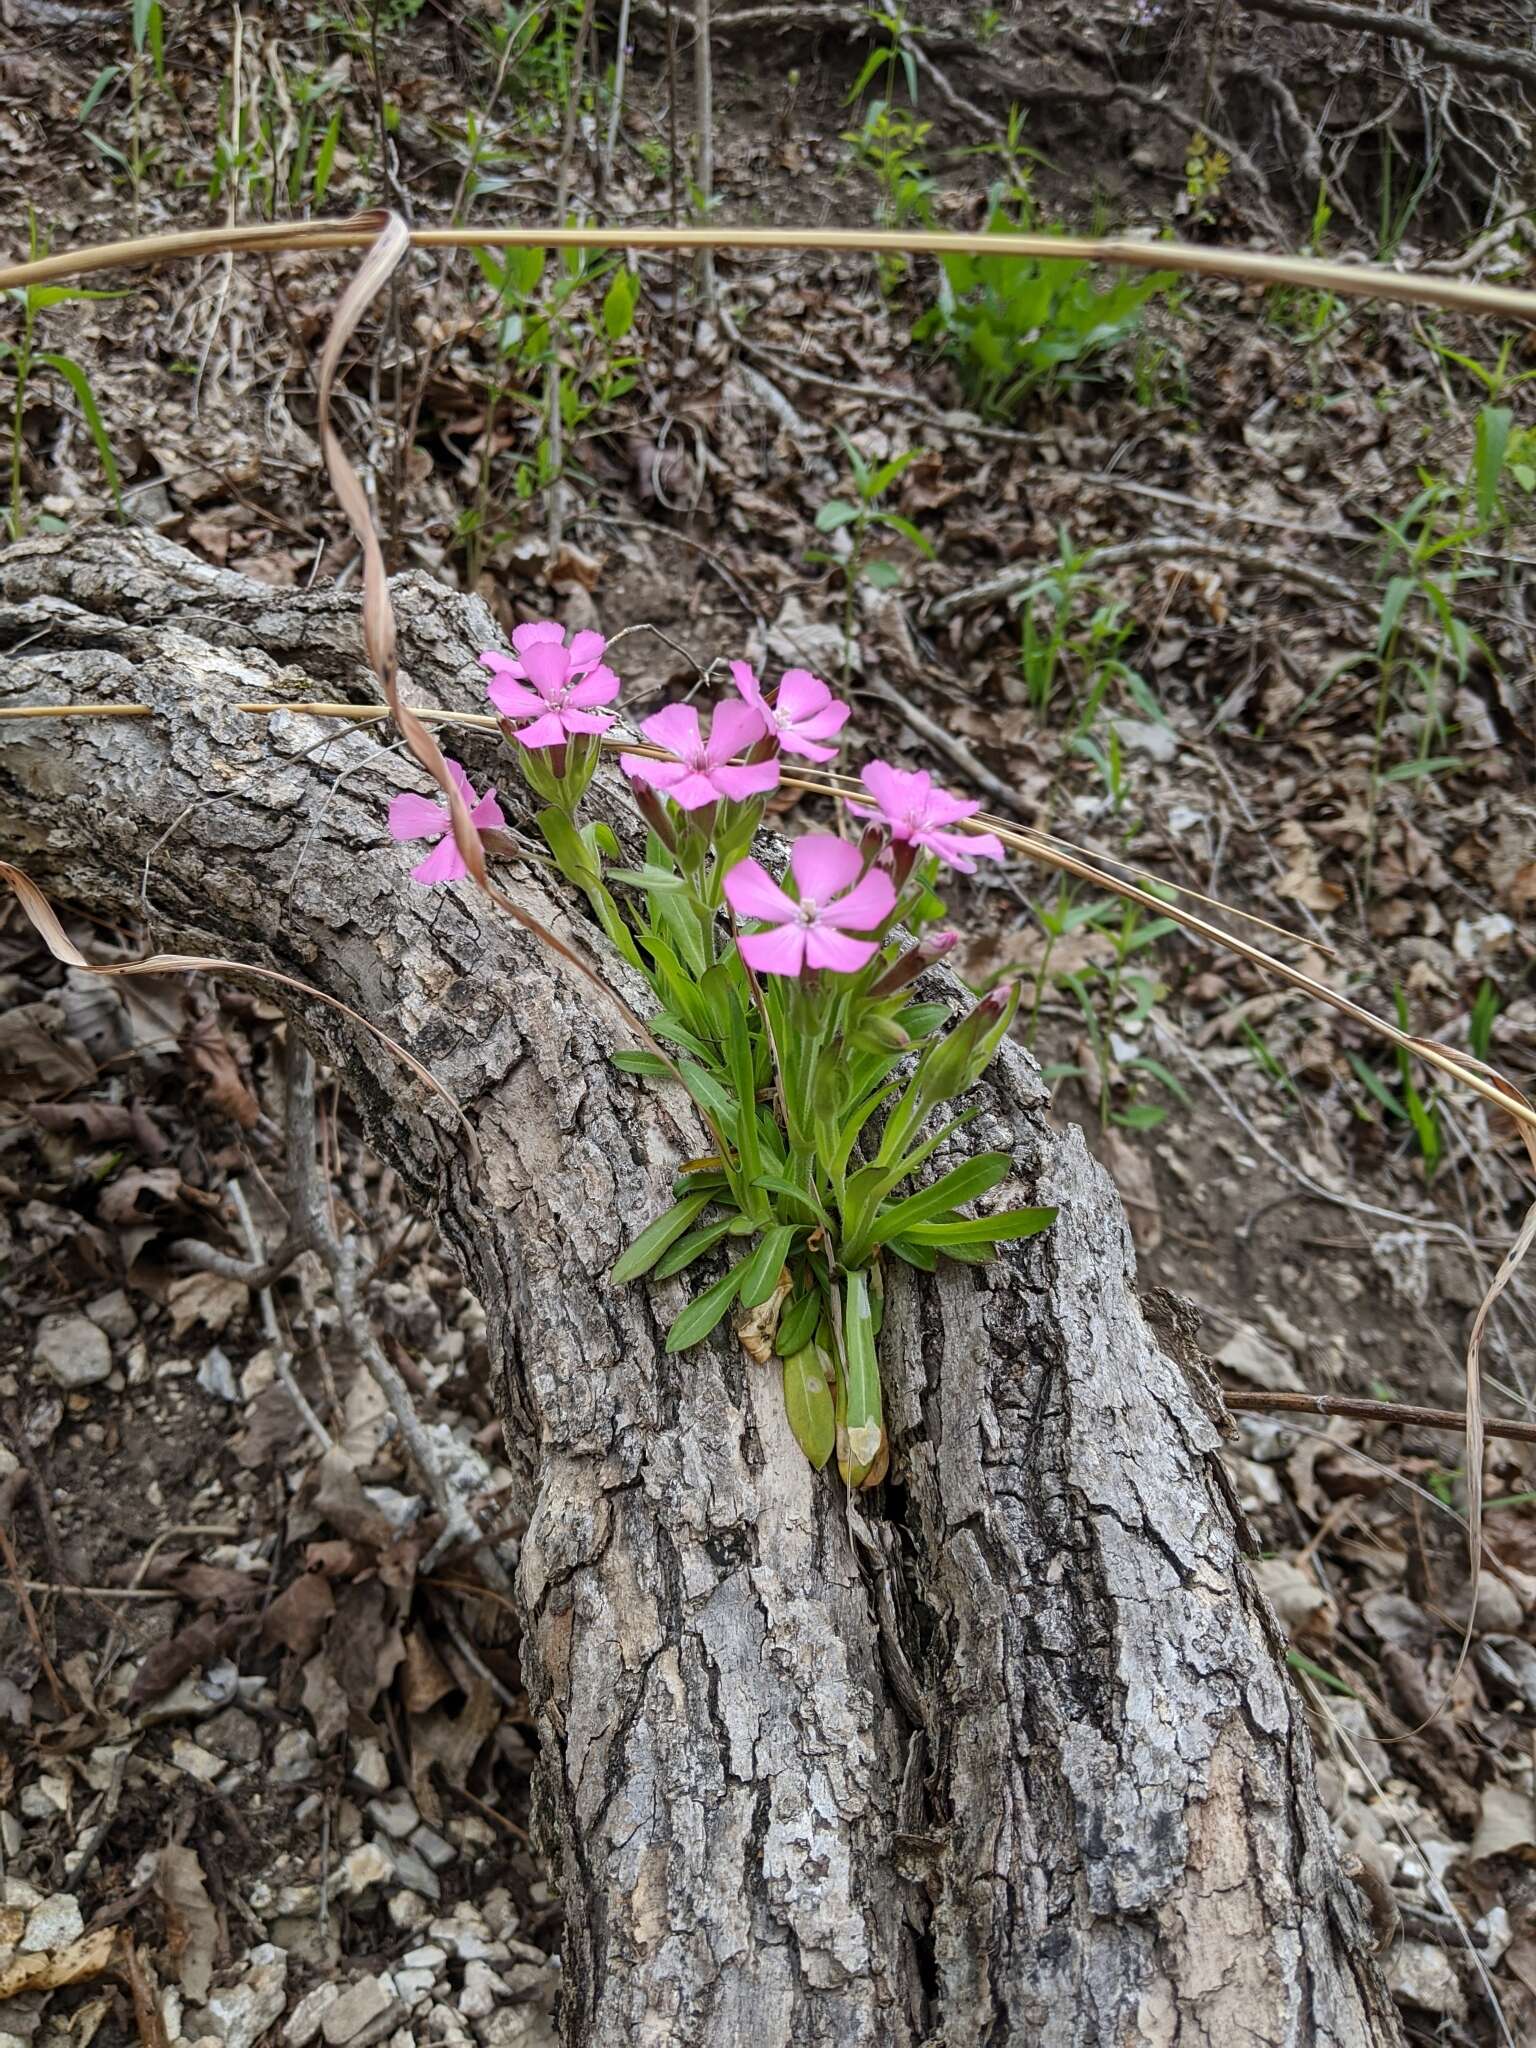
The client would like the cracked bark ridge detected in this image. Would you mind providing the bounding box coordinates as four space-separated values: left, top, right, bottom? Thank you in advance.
0 532 1403 2047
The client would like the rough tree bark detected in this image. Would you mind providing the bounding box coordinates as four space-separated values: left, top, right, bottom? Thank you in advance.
0 531 1403 2048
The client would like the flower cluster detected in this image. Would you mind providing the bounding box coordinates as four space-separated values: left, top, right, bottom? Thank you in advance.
383 615 1050 1490
389 621 1006 978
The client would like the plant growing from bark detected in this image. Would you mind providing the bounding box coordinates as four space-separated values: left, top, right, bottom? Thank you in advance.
387 623 1056 1485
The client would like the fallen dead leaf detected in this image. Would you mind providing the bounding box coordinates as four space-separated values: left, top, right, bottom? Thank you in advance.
0 1926 116 1998
155 1845 219 2003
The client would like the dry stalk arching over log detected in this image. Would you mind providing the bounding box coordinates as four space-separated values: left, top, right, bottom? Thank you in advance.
0 529 1407 2046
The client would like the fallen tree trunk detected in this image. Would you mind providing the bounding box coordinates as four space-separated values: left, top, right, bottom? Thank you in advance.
0 530 1403 2047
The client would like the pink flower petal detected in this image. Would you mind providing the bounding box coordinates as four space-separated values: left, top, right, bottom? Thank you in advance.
739 924 809 977
566 629 607 672
621 753 686 789
924 826 1005 873
857 759 916 823
511 620 565 655
410 834 468 886
520 639 572 697
804 927 880 974
825 868 896 931
728 660 766 712
470 788 507 831
795 699 851 740
485 674 547 720
478 650 520 678
443 760 476 805
723 856 796 924
921 788 982 828
516 710 570 751
566 663 621 708
710 758 780 802
640 702 703 758
665 770 727 811
789 834 865 902
776 732 840 762
705 697 769 764
775 668 831 722
388 792 447 842
559 707 615 734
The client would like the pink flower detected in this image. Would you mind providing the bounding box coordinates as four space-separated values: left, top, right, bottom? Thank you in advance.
728 661 850 762
620 700 780 811
847 761 1006 874
724 835 896 977
388 760 505 886
480 621 621 750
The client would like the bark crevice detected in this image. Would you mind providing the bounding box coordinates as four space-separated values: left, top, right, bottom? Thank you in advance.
0 531 1403 2048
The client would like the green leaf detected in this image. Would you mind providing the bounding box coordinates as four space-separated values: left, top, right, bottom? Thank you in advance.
611 1049 672 1079
783 1343 835 1469
665 1260 747 1353
839 1270 883 1485
1376 575 1416 654
654 1216 737 1280
602 265 638 341
611 1193 712 1285
859 559 903 590
739 1224 798 1310
752 1171 833 1231
864 1151 1014 1249
774 1284 822 1359
313 108 343 204
1473 405 1512 527
884 1235 939 1271
814 499 860 533
78 65 119 122
37 353 121 517
900 1206 1057 1249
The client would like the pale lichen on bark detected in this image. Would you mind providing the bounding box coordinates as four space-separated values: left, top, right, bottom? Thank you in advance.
0 532 1402 2047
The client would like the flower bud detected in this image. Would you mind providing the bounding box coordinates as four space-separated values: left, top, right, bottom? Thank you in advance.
632 778 678 852
868 927 959 999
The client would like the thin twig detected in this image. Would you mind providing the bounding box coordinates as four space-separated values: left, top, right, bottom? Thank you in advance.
1226 1389 1536 1447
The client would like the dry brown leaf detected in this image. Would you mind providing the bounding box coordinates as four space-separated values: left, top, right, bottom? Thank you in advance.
399 1631 456 1716
0 1926 116 1998
1470 1783 1536 1867
154 1845 219 2003
184 1007 261 1129
166 1271 248 1339
1272 820 1344 914
261 1572 337 1659
98 1167 187 1227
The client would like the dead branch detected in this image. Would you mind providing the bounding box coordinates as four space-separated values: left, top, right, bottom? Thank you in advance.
1235 0 1536 94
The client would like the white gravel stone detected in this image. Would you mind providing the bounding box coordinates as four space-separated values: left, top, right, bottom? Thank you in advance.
388 1845 440 1901
33 1314 111 1389
21 1895 84 1951
366 1794 419 1841
208 1944 288 2048
409 1825 454 1870
285 1984 341 2047
320 1974 399 2046
400 1947 446 1973
197 1346 239 1402
85 1290 136 1340
386 1891 432 1934
457 1961 501 2020
350 1739 390 1793
338 1843 394 1897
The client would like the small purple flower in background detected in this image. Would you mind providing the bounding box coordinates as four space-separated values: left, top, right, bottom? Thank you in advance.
729 661 851 762
388 760 505 886
481 620 621 750
620 700 780 811
725 835 895 977
848 761 1006 874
